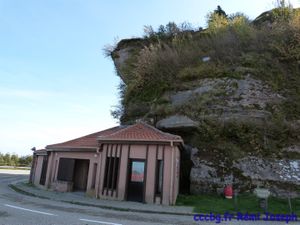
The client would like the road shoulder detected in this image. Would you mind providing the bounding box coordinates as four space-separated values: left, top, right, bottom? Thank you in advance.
10 182 194 216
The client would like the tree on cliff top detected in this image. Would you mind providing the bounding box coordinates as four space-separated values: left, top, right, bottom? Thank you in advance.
214 5 227 17
207 6 229 31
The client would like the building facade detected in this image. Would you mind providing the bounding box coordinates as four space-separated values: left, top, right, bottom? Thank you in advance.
30 123 183 205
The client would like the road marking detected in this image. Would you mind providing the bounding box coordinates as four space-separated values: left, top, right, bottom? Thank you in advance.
79 218 122 225
4 204 57 216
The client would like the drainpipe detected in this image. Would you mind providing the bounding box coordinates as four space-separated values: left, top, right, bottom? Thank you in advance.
96 145 104 199
95 147 99 198
170 141 174 205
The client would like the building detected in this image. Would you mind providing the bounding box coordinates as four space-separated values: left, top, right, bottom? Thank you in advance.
30 122 184 205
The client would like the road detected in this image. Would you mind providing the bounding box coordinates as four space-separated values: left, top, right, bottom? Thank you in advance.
0 170 298 225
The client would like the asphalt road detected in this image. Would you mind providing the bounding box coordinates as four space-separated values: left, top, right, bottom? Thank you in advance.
0 170 298 225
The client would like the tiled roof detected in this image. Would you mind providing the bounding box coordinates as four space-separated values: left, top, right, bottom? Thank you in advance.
46 126 125 149
98 122 183 143
46 123 183 150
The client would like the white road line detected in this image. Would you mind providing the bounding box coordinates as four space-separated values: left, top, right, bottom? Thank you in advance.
4 204 57 216
79 218 122 225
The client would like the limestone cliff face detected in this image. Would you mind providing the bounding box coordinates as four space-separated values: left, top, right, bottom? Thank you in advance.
110 19 300 196
112 38 148 83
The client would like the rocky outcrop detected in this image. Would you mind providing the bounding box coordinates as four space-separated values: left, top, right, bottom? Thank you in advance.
234 157 300 197
190 147 300 197
111 23 300 197
234 157 300 185
169 75 283 113
113 47 133 77
156 115 198 130
283 145 300 154
112 38 148 83
190 147 238 194
112 48 300 195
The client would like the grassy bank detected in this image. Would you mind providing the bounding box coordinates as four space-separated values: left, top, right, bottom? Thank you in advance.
176 194 300 215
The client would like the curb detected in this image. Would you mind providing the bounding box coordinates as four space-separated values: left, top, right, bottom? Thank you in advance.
9 183 194 216
9 184 50 200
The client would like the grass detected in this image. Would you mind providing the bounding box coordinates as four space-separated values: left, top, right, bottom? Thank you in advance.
176 194 300 215
0 166 30 170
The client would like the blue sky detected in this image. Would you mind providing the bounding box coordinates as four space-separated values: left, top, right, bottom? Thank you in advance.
1 0 299 156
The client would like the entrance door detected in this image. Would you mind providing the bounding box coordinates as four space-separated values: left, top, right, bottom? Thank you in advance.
127 160 145 202
73 159 89 191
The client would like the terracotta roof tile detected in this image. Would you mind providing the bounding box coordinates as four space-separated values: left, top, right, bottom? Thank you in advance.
46 123 183 150
46 126 125 149
98 122 183 142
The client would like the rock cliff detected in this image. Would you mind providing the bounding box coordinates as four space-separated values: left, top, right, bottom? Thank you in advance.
109 9 300 196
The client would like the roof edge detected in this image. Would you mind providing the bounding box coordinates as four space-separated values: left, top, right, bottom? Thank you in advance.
97 122 182 141
46 147 97 152
98 139 184 146
46 126 122 149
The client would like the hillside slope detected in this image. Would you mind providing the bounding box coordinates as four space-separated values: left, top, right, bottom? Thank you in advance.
109 8 300 196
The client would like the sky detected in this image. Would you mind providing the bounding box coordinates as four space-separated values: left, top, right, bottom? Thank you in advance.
1 0 300 156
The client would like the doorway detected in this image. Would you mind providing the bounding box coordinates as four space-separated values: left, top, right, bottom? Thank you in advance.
127 160 145 202
73 159 89 191
39 155 48 185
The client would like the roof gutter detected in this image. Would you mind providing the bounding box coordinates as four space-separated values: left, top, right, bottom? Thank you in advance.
45 147 97 152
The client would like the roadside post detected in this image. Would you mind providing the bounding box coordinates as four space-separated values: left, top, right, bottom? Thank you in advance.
254 188 270 212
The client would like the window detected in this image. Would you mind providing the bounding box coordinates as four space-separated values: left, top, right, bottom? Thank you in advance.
57 158 75 182
103 157 119 190
130 161 145 182
156 160 163 194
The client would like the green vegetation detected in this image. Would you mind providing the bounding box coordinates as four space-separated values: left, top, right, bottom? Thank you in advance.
187 118 298 160
0 153 32 167
110 3 300 124
176 194 300 215
109 4 299 157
